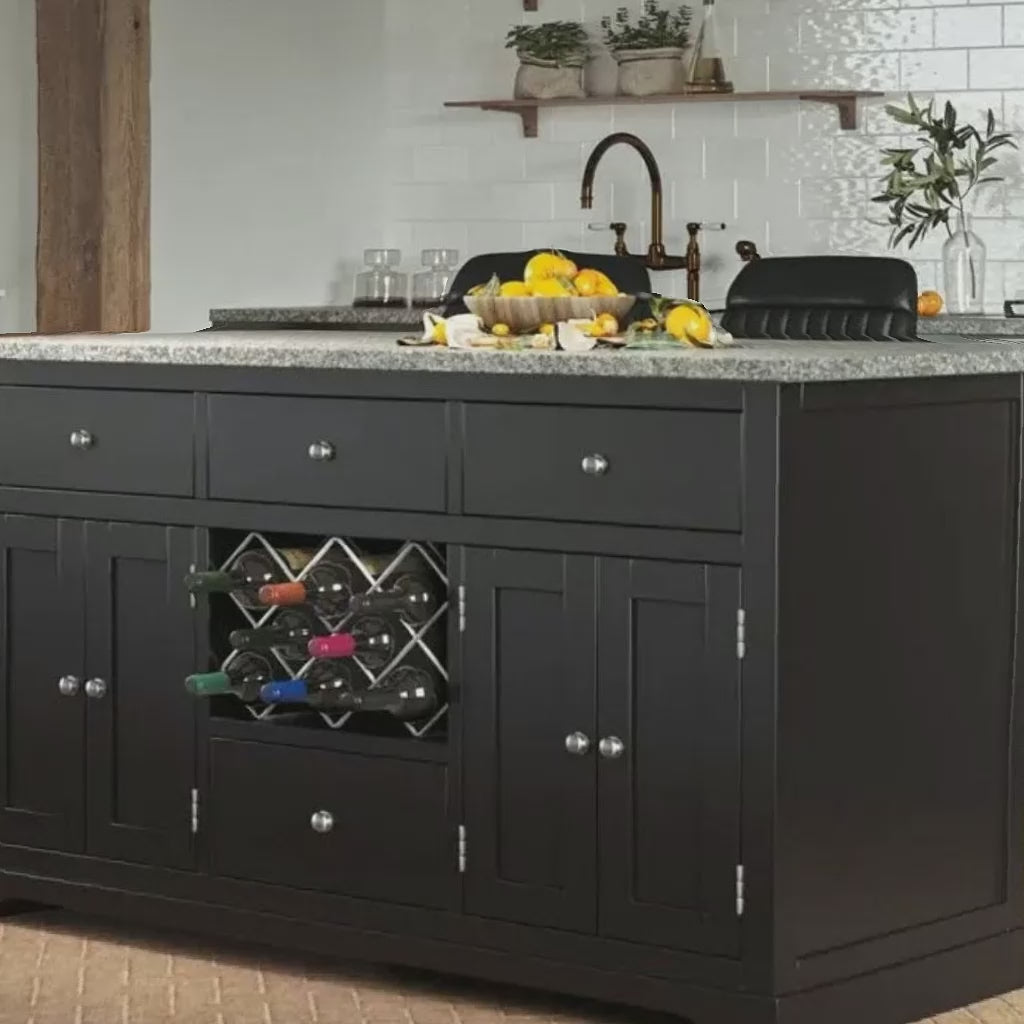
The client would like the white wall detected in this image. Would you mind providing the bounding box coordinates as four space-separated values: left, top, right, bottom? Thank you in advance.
0 0 36 332
149 0 1024 328
150 0 387 331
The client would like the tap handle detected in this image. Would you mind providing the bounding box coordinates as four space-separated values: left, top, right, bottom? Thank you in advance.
736 239 761 262
687 222 727 238
588 221 630 257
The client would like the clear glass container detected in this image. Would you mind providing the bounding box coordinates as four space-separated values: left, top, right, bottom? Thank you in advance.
943 214 987 314
354 249 408 309
411 249 460 308
687 0 732 93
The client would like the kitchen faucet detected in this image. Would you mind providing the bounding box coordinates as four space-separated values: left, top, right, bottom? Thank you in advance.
581 132 761 303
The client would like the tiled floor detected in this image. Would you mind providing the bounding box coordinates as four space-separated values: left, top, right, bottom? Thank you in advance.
0 910 1021 1024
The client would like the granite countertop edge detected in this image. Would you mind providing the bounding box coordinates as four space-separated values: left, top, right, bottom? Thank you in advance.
4 330 1024 383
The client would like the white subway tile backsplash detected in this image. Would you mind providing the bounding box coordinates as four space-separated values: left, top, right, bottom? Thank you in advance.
377 0 1024 312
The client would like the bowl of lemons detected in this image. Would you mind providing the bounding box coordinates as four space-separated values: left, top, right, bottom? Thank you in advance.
463 252 636 334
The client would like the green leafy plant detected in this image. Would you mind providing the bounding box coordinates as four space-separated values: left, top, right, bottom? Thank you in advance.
601 0 693 51
872 93 1017 249
505 21 589 65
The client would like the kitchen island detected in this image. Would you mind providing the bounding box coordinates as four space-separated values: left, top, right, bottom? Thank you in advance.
0 331 1021 1024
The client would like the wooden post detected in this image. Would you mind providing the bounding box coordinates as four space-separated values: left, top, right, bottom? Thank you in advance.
36 0 150 333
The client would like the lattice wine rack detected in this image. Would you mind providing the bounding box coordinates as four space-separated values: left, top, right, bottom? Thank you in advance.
212 532 449 739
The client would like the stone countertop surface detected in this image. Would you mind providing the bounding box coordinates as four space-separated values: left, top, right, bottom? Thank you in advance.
6 330 1024 382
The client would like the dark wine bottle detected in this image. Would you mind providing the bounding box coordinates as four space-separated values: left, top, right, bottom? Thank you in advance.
292 665 442 721
185 652 274 703
229 608 320 662
349 573 438 623
185 547 312 609
258 552 393 619
260 658 361 708
306 615 394 670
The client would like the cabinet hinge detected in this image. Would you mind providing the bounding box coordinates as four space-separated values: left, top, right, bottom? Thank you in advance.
735 864 745 917
190 788 199 834
457 585 467 634
458 825 467 873
736 608 746 660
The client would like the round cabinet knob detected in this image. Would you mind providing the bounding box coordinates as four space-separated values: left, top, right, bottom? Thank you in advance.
310 810 334 834
57 675 80 697
581 454 609 477
599 736 626 760
564 731 591 756
84 677 108 700
308 440 335 463
69 429 94 450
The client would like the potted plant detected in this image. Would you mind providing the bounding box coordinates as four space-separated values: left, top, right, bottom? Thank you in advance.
601 1 693 97
506 22 589 100
872 94 1017 314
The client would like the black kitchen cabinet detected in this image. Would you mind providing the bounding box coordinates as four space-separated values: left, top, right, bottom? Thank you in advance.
0 366 1019 1024
461 549 742 954
0 515 197 868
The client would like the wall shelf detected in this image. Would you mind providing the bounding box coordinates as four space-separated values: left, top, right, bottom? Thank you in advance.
444 90 883 137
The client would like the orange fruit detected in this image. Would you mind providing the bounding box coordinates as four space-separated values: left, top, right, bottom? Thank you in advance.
917 290 944 317
664 302 713 346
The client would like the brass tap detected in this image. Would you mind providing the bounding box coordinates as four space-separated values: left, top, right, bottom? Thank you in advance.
580 133 687 274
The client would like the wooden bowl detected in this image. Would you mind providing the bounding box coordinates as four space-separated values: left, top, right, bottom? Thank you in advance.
464 294 636 333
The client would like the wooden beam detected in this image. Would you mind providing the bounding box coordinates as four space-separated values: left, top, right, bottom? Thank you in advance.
36 0 150 333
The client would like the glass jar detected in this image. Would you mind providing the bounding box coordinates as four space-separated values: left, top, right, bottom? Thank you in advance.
687 0 733 93
411 249 460 308
942 214 987 315
354 250 408 308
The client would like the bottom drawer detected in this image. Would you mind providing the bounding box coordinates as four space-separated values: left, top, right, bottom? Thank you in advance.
209 739 456 910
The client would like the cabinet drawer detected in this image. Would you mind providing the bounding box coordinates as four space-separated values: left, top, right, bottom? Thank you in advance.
208 395 447 510
0 387 194 496
463 404 742 531
209 739 456 910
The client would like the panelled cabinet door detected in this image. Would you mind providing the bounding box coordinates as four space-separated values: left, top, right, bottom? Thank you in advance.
461 548 598 932
597 559 742 956
83 523 197 869
0 516 85 853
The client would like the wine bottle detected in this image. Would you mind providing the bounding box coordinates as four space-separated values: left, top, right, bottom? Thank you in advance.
306 615 394 670
185 652 274 703
229 607 320 662
258 552 391 619
185 548 312 609
260 658 361 707
292 665 442 721
349 573 438 623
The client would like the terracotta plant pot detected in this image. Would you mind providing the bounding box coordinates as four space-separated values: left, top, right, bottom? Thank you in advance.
514 54 586 100
614 46 686 97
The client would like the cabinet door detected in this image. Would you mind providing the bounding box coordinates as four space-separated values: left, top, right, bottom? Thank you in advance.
0 516 85 852
597 560 741 955
462 548 597 932
84 523 197 869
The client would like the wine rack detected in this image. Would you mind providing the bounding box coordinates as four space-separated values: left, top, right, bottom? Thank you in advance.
212 532 449 739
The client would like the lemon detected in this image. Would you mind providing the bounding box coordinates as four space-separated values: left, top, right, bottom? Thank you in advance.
665 302 713 346
530 277 576 298
525 251 578 285
491 323 511 337
430 320 447 344
539 322 556 336
574 268 618 298
594 313 619 337
500 280 530 297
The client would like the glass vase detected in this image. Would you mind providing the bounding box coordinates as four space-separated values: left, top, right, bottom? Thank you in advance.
942 215 986 315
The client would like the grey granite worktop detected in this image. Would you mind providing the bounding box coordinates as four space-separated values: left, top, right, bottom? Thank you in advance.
209 305 427 330
6 330 1024 383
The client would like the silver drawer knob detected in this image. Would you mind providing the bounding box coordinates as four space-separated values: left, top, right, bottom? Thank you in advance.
599 736 625 760
581 453 608 476
565 731 591 756
308 440 335 463
310 810 334 834
58 675 80 697
84 677 108 700
70 429 94 450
